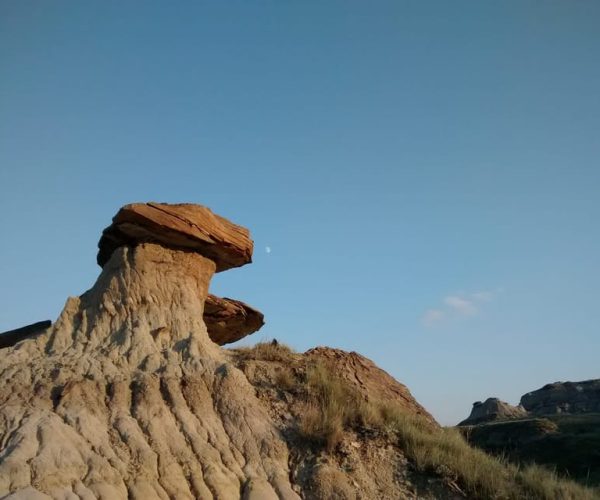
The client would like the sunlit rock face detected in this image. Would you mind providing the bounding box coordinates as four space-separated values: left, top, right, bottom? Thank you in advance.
204 295 265 346
97 202 254 271
0 203 297 500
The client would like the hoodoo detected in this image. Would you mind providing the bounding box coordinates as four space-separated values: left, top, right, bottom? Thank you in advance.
0 202 295 499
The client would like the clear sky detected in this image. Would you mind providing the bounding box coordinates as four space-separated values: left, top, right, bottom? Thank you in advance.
1 1 599 425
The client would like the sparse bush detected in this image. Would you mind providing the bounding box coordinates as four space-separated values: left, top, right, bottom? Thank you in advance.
298 362 351 450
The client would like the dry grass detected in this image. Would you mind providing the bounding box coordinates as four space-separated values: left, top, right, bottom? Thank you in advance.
275 367 296 391
299 363 358 449
298 361 598 500
298 362 381 449
387 410 596 499
235 340 295 362
461 414 600 487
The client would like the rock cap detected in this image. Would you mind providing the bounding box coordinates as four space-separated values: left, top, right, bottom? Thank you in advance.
97 202 253 272
204 295 265 345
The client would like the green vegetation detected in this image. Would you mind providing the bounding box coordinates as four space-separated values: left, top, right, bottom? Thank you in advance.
299 361 598 500
463 413 600 487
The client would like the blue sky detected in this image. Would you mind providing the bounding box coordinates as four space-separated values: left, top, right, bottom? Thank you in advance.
1 1 599 425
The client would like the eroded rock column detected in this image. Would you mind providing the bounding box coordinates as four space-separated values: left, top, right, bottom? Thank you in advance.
0 202 298 500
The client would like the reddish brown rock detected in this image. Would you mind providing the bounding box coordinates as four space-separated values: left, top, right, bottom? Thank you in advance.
97 202 253 272
305 347 438 426
204 294 264 345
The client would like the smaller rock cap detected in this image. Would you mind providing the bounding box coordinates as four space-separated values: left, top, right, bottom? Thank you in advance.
97 202 253 272
204 295 265 345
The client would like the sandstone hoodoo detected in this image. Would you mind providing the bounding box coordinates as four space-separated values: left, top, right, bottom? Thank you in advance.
0 202 296 499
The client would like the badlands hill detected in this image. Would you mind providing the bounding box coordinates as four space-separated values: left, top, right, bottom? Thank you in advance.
460 379 600 427
459 380 600 488
0 203 596 500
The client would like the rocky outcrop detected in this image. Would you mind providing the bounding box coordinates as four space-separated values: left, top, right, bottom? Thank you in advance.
0 320 51 349
97 202 253 271
458 398 527 426
0 203 298 500
204 295 264 345
521 379 600 415
305 347 437 425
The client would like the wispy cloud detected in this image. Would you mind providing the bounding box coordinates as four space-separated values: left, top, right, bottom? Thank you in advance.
471 290 495 302
422 308 445 327
443 295 477 316
421 289 500 327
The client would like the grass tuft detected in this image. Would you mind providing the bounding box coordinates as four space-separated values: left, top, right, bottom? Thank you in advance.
275 367 296 391
235 340 295 362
